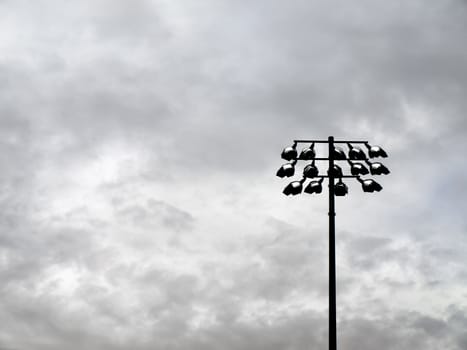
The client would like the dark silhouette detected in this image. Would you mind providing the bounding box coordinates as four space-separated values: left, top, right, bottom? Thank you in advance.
365 160 390 175
333 147 347 160
276 136 389 350
358 178 383 192
299 143 316 160
334 179 348 196
304 178 324 194
365 143 388 158
347 160 369 176
282 179 305 196
328 164 343 178
281 143 298 161
276 160 297 178
347 143 367 160
303 160 319 178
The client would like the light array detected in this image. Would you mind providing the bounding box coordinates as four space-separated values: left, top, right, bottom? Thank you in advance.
276 140 389 196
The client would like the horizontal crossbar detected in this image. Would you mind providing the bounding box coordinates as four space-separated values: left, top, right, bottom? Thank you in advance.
313 175 360 178
303 158 370 161
293 140 368 144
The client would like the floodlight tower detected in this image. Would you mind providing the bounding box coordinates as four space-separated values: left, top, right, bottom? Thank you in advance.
276 136 389 350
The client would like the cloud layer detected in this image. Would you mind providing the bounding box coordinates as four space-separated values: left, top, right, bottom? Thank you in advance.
1 0 467 348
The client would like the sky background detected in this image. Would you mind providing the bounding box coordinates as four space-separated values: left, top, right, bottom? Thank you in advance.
1 0 467 349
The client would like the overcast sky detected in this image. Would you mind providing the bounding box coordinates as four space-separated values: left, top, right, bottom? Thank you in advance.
1 0 467 349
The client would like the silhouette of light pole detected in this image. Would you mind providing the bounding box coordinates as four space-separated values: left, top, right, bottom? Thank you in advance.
276 136 389 350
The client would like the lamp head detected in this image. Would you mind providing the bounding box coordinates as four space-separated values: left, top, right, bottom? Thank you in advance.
333 147 347 160
348 161 369 176
303 161 319 178
328 164 343 177
358 178 383 192
365 143 388 158
368 161 390 175
299 143 315 160
304 179 323 194
334 179 348 196
347 143 367 160
281 143 298 161
283 180 304 196
276 161 296 178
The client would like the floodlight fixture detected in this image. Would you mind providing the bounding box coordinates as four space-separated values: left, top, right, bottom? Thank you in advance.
328 164 343 178
281 143 298 161
347 143 366 160
357 177 383 192
299 143 316 160
333 147 347 160
303 160 319 178
276 160 297 178
304 178 324 194
334 179 348 196
365 143 388 158
365 160 390 175
282 178 305 196
347 160 369 176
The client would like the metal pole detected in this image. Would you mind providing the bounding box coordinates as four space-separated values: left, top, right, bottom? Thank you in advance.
328 136 337 350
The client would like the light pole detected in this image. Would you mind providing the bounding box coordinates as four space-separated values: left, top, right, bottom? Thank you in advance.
276 136 389 350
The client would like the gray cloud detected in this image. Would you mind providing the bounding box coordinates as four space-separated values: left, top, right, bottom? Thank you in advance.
0 0 466 348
